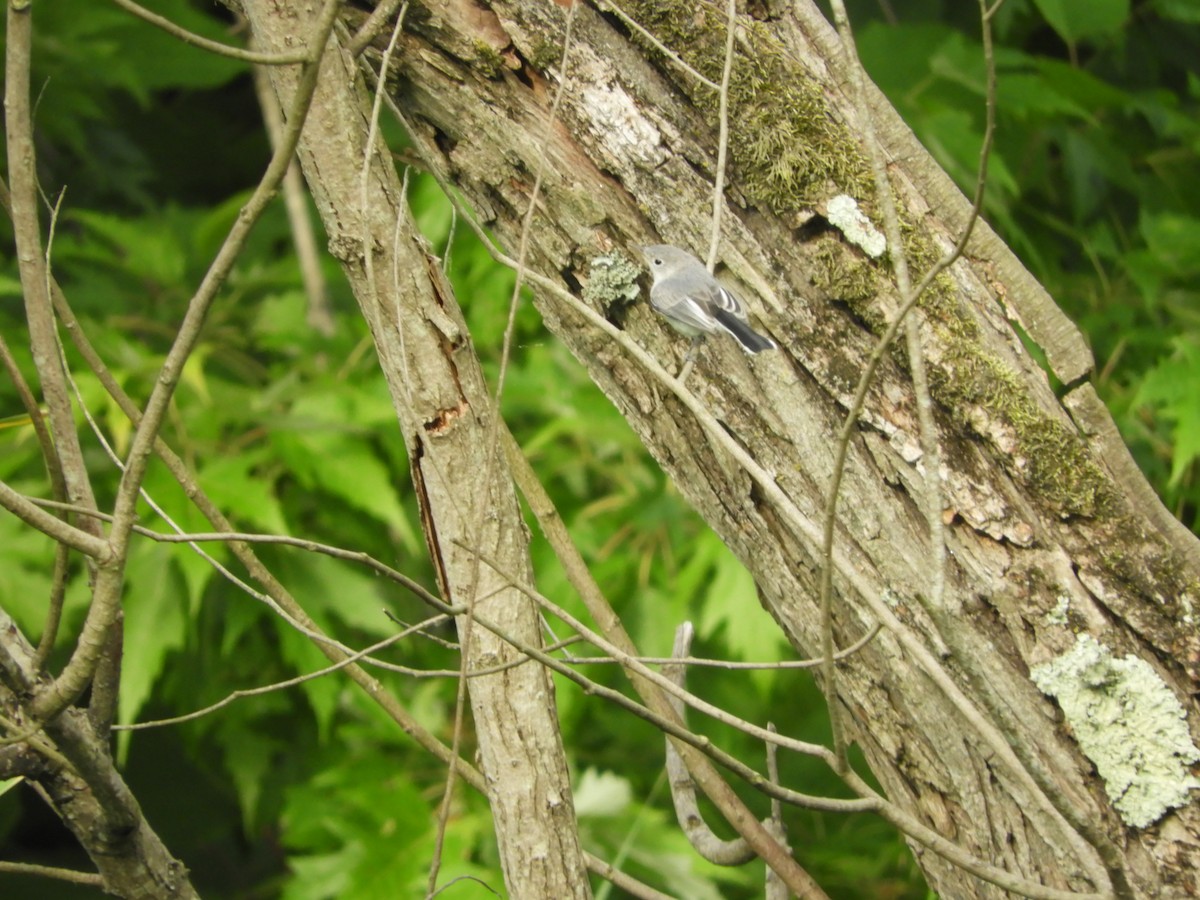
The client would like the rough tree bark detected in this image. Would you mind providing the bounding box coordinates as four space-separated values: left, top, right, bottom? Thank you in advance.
240 3 592 897
325 0 1198 897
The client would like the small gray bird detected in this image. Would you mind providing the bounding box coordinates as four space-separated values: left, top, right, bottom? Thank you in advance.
638 245 776 354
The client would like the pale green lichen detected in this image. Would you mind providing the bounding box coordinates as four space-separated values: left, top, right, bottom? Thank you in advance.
1045 595 1071 626
583 253 642 312
1031 634 1200 828
827 194 886 258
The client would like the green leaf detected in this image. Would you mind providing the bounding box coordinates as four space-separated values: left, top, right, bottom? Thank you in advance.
1033 0 1130 43
0 513 61 639
198 448 290 535
0 777 23 799
273 552 397 639
284 848 359 900
66 209 189 288
695 533 787 693
1134 339 1200 487
31 0 244 100
223 727 282 832
1152 0 1200 24
281 755 462 900
1032 59 1130 111
1139 210 1200 278
270 391 419 551
118 543 188 760
105 0 247 92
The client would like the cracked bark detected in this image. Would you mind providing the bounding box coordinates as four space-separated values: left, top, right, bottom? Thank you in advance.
323 0 1198 896
240 3 592 897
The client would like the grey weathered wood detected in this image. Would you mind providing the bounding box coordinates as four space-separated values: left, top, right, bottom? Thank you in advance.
239 3 592 897
357 0 1200 896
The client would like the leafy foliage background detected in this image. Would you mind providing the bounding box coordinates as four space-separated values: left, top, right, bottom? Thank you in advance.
0 0 1196 896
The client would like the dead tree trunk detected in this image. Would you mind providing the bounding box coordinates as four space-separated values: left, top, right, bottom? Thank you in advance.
241 3 593 897
334 0 1200 896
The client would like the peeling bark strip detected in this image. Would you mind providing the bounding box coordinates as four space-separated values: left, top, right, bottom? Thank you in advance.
345 0 1200 895
423 399 470 434
240 4 591 898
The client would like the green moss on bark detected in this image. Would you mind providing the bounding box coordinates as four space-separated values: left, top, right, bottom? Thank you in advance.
626 1 871 210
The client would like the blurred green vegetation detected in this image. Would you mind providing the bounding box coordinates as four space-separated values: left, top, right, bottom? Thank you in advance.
0 0 1195 897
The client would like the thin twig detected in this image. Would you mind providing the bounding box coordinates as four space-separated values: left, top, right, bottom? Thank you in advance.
33 505 878 673
452 541 857 784
0 860 103 887
347 0 407 57
115 626 419 731
0 482 111 559
109 0 310 64
31 0 344 724
705 0 737 271
38 185 124 734
251 56 333 336
560 624 880 670
764 721 788 900
4 0 104 549
663 623 759 868
599 0 719 91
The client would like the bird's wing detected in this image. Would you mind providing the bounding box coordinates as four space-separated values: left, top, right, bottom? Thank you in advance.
710 283 749 321
664 278 747 321
654 290 721 332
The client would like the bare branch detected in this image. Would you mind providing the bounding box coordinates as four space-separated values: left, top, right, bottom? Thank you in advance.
705 0 737 271
0 482 111 560
347 0 407 57
30 0 344 724
109 0 309 64
0 860 103 888
664 623 759 869
4 1 102 544
251 57 333 336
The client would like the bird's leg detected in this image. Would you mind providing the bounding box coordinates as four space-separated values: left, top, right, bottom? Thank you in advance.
677 335 703 383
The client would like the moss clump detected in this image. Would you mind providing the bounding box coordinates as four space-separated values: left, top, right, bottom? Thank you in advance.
528 39 561 72
809 240 883 328
1021 419 1110 517
888 219 1110 516
932 344 1112 518
897 222 975 338
473 40 505 78
625 1 871 211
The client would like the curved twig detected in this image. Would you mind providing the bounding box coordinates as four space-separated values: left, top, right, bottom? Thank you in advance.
109 0 310 64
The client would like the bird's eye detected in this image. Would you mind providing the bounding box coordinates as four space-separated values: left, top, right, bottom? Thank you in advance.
653 258 662 266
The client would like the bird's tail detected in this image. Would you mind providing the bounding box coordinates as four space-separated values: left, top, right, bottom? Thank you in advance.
713 308 776 354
